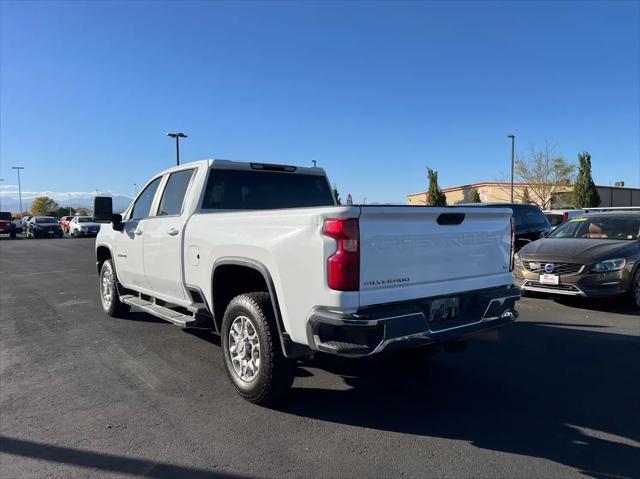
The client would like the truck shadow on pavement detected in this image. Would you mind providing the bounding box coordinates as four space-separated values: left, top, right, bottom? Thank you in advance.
281 321 640 479
0 436 244 479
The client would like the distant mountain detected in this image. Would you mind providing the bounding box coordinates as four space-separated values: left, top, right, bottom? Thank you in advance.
0 193 133 214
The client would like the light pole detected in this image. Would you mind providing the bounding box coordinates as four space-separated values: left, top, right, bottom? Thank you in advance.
167 132 187 166
507 134 515 202
12 167 24 218
133 183 137 196
68 193 72 216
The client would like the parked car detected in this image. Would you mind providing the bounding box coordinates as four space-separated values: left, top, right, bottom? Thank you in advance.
455 203 552 250
0 212 17 238
513 211 640 308
543 209 584 229
59 216 74 233
12 219 22 232
26 216 63 238
68 216 101 237
93 159 519 404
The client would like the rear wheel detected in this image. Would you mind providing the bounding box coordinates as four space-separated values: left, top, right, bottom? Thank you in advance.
221 292 294 405
99 259 130 317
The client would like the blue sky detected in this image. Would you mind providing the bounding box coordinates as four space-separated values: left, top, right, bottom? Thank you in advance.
1 0 639 205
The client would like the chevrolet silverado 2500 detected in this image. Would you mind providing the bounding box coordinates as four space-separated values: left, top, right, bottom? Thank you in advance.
93 160 519 404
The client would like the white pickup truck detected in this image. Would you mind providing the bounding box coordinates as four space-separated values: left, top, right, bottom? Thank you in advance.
93 160 519 404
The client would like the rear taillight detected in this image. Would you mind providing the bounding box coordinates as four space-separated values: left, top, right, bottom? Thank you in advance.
509 216 515 271
323 218 360 291
562 212 569 222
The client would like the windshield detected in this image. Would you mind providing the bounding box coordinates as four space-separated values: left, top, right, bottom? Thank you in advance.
78 217 93 223
548 216 640 240
35 217 57 224
0 212 11 221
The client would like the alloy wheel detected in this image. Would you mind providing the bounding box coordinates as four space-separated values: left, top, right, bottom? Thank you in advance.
228 315 261 383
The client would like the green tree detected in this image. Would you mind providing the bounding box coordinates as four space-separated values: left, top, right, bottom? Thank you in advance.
573 151 600 208
332 184 341 205
30 196 59 216
471 189 482 203
426 168 447 206
521 187 532 204
52 206 76 217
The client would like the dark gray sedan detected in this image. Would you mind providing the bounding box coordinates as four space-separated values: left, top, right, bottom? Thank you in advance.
513 212 640 308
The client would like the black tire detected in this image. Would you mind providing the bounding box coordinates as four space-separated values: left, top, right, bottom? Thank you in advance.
631 268 640 310
9 231 16 239
221 292 294 405
99 259 130 318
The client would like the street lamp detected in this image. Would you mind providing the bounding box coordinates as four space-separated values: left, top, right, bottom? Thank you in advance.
167 132 187 166
68 193 72 216
11 167 24 218
507 134 515 202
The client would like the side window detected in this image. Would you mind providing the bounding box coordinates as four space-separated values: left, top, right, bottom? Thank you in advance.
157 169 195 216
522 207 546 226
131 177 162 220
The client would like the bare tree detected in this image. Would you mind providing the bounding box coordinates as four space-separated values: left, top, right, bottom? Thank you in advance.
510 143 575 209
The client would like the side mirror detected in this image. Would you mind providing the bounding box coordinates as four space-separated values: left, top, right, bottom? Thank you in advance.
111 213 124 232
93 196 113 223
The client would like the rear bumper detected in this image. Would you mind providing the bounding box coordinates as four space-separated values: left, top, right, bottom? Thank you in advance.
306 286 519 357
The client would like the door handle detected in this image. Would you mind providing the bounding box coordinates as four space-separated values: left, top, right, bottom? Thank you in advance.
134 228 143 235
167 227 179 236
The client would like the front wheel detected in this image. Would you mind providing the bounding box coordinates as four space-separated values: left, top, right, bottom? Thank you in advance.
631 268 640 310
221 292 294 405
99 259 130 317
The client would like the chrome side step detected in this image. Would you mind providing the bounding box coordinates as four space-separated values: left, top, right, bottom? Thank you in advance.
120 294 198 327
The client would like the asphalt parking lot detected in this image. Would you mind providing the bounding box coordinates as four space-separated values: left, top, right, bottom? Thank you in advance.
1 236 639 479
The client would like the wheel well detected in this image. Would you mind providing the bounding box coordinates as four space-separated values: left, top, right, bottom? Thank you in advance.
96 246 111 274
212 264 270 331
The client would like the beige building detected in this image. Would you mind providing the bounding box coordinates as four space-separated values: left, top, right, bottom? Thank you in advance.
407 181 640 209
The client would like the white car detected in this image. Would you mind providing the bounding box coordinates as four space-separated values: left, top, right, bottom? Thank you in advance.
68 216 101 237
93 159 519 404
543 209 584 229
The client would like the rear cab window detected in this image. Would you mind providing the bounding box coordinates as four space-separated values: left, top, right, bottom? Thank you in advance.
201 168 335 210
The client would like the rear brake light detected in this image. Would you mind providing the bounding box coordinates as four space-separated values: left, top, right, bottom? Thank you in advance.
509 216 515 271
323 218 360 291
562 212 569 222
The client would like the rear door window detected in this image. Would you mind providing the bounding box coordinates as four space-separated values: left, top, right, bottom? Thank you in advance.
157 169 195 216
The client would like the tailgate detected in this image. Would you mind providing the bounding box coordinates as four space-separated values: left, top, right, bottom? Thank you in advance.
358 206 513 306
